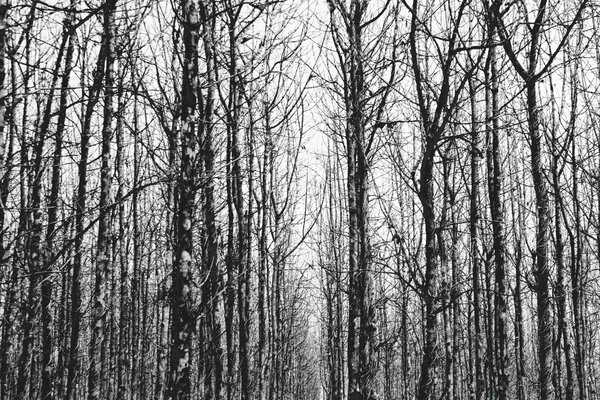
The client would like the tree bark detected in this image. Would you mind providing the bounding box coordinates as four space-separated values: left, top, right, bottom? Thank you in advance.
66 16 107 400
88 1 117 398
485 25 508 400
167 0 201 398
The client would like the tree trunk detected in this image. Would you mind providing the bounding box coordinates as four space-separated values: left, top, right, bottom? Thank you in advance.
485 26 508 400
469 76 483 400
87 1 117 398
167 0 201 398
526 80 554 400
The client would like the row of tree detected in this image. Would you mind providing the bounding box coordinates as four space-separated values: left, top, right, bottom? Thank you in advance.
0 0 599 400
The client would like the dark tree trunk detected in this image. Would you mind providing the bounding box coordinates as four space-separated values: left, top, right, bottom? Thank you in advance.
88 1 117 398
485 26 508 400
167 0 201 398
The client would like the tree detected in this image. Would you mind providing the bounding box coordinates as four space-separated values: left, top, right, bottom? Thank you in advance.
167 0 202 398
491 1 588 398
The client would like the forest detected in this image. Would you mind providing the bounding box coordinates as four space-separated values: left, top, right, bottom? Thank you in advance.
0 0 599 399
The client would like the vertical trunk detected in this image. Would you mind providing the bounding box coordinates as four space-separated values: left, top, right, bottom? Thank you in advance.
551 64 576 400
511 172 526 400
570 111 585 400
345 1 376 398
326 161 343 400
140 255 150 400
409 1 467 397
486 27 508 400
116 70 131 400
155 91 174 400
44 7 76 398
167 0 201 397
131 104 142 400
346 73 359 400
258 104 272 400
14 6 37 398
438 152 450 400
20 7 70 398
67 21 107 400
203 1 222 397
401 292 409 400
469 77 483 400
231 51 250 400
450 179 459 400
222 6 247 399
492 0 584 397
416 142 439 400
88 1 117 398
245 96 255 400
526 80 554 400
0 4 16 399
224 33 237 400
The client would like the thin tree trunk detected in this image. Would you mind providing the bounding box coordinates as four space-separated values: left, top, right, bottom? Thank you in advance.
66 11 107 398
551 60 576 400
469 76 483 400
43 7 76 398
485 25 508 400
115 68 131 400
14 6 37 398
0 4 17 399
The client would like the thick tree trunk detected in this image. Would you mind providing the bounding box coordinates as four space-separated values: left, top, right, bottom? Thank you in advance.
88 1 117 398
167 0 201 398
526 81 554 400
416 143 439 400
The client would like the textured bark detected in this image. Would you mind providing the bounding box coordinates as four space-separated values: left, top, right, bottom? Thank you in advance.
493 1 587 397
200 1 222 398
155 86 175 400
19 6 73 398
131 104 142 399
223 22 237 399
411 1 438 396
410 1 471 397
66 23 108 400
469 77 483 400
87 1 117 398
416 141 438 400
485 27 508 400
510 182 526 400
257 119 269 400
15 6 38 398
245 102 255 400
116 69 131 400
42 8 76 399
0 3 16 399
551 59 577 399
325 168 343 400
570 109 586 400
167 0 201 398
327 1 377 397
527 79 554 400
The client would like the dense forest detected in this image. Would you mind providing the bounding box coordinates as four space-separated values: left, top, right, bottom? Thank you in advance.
0 0 599 399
